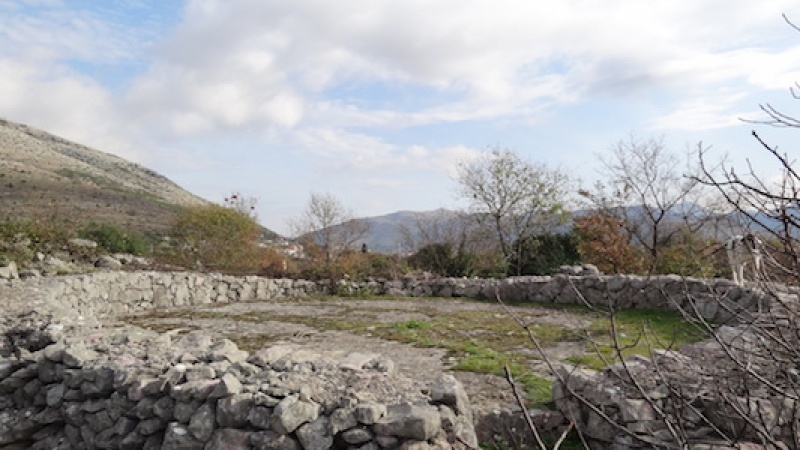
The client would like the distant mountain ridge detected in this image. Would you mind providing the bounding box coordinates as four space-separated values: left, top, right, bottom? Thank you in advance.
347 203 756 254
0 118 207 233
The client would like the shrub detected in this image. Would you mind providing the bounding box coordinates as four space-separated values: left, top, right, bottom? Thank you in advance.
407 243 478 277
574 211 646 274
0 219 74 265
509 232 581 276
167 204 262 274
79 223 150 255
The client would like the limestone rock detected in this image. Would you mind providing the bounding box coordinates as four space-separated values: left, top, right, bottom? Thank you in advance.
188 402 215 441
162 422 204 449
373 404 442 441
0 261 18 280
295 416 333 450
271 394 321 435
216 393 255 428
95 256 123 270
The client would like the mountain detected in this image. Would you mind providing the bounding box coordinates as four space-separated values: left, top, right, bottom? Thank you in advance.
0 118 207 234
336 209 458 254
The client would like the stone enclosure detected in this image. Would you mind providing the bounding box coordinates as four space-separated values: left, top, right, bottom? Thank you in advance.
0 270 789 449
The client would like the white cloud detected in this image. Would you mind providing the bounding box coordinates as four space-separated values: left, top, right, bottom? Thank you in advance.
651 94 747 131
119 0 800 138
2 0 800 232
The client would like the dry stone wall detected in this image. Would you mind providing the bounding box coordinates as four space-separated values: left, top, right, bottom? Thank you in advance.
0 316 477 450
7 270 771 323
0 270 776 449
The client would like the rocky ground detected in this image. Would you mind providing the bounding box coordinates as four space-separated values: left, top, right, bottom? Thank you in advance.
125 297 593 430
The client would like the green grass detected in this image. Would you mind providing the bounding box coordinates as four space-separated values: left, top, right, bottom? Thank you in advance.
128 297 708 407
566 308 707 370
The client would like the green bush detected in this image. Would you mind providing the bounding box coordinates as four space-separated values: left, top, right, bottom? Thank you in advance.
407 242 478 277
0 219 74 265
167 204 263 274
509 232 581 276
79 223 150 255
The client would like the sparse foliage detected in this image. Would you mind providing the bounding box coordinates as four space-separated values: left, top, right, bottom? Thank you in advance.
513 70 800 448
290 192 370 279
456 148 571 275
223 192 258 219
573 210 645 274
581 135 717 274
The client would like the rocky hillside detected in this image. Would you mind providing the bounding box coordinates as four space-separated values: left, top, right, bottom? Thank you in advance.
0 118 207 233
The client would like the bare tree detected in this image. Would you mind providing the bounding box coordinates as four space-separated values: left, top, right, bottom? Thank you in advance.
510 80 800 448
290 192 370 272
398 209 499 277
696 137 800 280
456 147 571 275
583 135 721 274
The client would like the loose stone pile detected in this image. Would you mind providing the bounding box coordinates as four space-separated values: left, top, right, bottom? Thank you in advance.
0 313 477 449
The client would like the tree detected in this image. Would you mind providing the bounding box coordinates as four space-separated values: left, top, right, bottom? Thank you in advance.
573 210 645 274
290 192 370 278
509 232 581 276
398 209 502 277
510 64 800 448
582 135 718 274
169 203 262 273
456 148 571 275
697 114 800 279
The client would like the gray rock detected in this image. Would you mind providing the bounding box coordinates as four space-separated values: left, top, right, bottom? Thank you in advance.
62 345 99 368
136 417 165 436
355 403 387 425
153 395 176 421
342 426 374 445
208 338 248 363
296 416 334 450
95 255 123 270
373 404 442 441
171 379 219 402
0 260 19 280
216 393 255 428
69 238 98 248
206 428 252 450
251 431 301 450
161 422 204 449
430 374 472 420
188 402 215 441
119 430 148 450
208 373 242 399
247 406 273 429
46 383 66 407
174 400 202 424
329 407 358 434
271 394 321 435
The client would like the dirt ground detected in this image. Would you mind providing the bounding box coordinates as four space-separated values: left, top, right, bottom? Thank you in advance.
128 296 594 419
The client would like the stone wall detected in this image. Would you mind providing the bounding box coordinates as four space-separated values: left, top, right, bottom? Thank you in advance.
0 270 778 449
0 313 477 449
7 270 770 323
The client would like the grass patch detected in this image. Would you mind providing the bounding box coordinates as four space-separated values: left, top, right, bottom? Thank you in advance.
127 298 708 407
567 308 707 370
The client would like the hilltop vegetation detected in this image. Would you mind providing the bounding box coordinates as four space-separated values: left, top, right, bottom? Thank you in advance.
0 118 206 234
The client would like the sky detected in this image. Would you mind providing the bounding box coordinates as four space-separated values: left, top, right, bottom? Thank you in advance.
1 0 800 235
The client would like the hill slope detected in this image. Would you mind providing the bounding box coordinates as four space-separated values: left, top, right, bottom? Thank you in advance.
0 118 207 233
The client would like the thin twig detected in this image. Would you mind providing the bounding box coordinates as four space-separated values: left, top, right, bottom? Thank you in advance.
504 364 548 450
